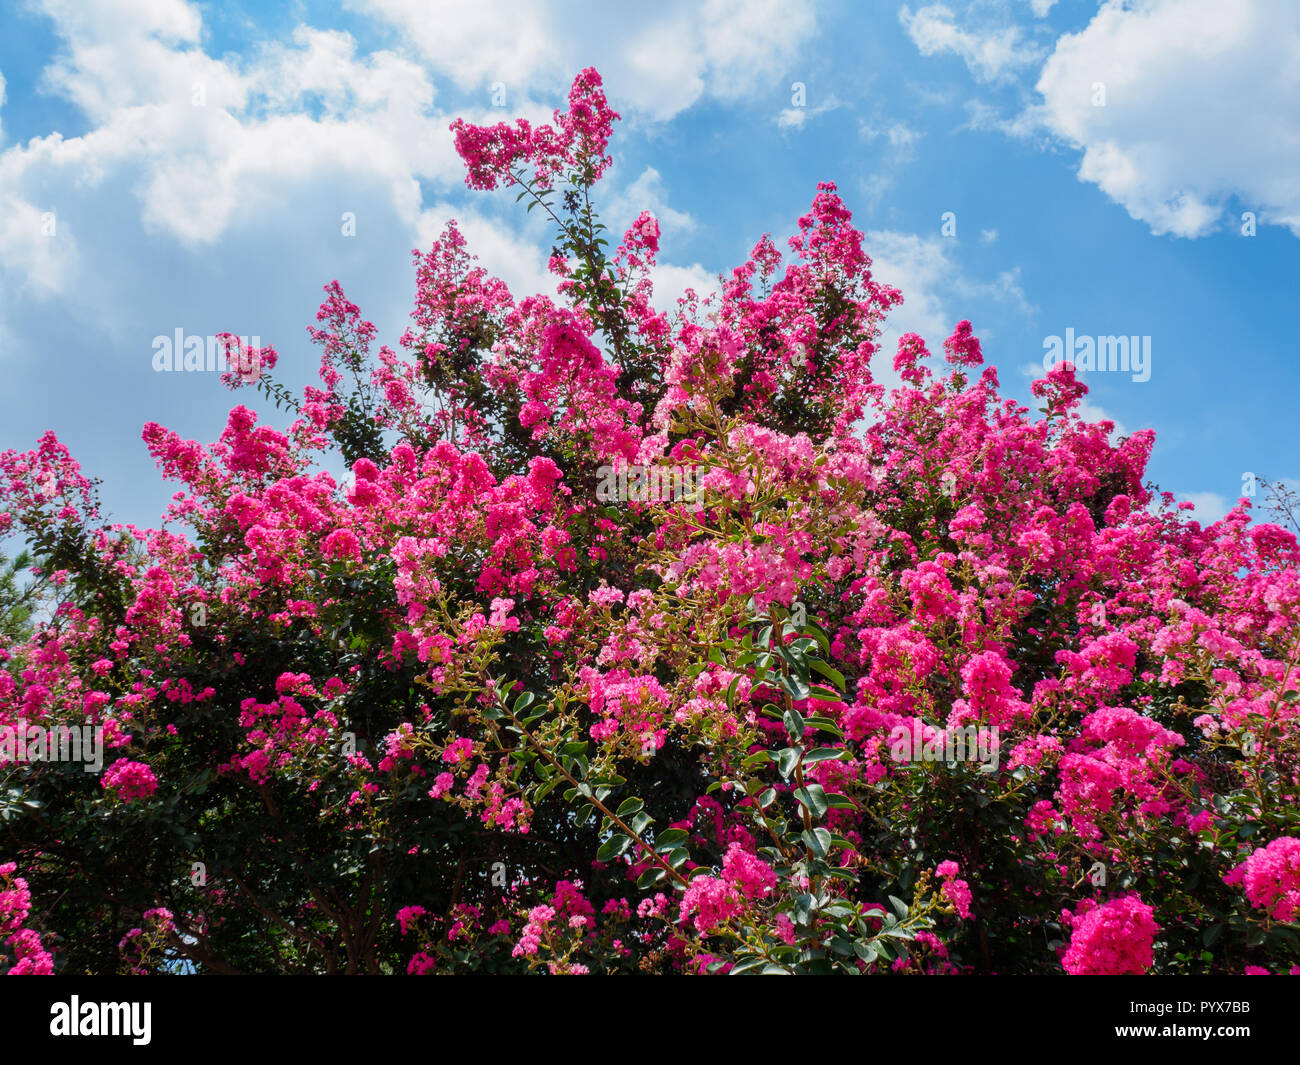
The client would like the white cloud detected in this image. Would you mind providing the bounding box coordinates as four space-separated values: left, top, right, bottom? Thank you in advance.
1027 0 1057 16
353 0 818 123
1179 491 1231 525
900 3 1042 83
777 95 842 130
604 167 696 240
860 121 923 152
649 261 720 317
979 227 998 244
0 13 461 270
867 230 957 346
350 0 556 93
857 121 924 206
0 192 76 296
1027 0 1300 237
0 0 816 305
995 268 1034 314
865 229 1034 390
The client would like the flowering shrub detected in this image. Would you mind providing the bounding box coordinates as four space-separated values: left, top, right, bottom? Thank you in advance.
2 67 1299 975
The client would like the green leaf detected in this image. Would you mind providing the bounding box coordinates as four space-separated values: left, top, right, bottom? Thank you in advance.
808 658 845 692
801 828 832 858
803 747 847 765
596 834 631 862
777 748 801 779
794 784 829 818
804 626 831 656
783 708 805 739
616 797 644 818
654 828 689 849
805 716 845 739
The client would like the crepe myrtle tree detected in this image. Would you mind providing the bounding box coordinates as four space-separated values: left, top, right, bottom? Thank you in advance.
2 68 1300 976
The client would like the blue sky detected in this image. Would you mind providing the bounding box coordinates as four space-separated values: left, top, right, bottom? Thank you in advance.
1 0 1296 540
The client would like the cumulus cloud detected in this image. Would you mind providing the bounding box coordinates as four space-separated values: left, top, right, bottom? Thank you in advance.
899 3 1042 83
0 10 459 282
353 0 818 122
1027 0 1300 237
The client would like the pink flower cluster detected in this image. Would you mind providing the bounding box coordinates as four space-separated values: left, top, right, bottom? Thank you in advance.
1061 896 1160 975
679 844 778 934
101 760 159 802
1225 837 1300 923
935 861 973 919
0 862 53 975
450 66 619 192
512 905 556 958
